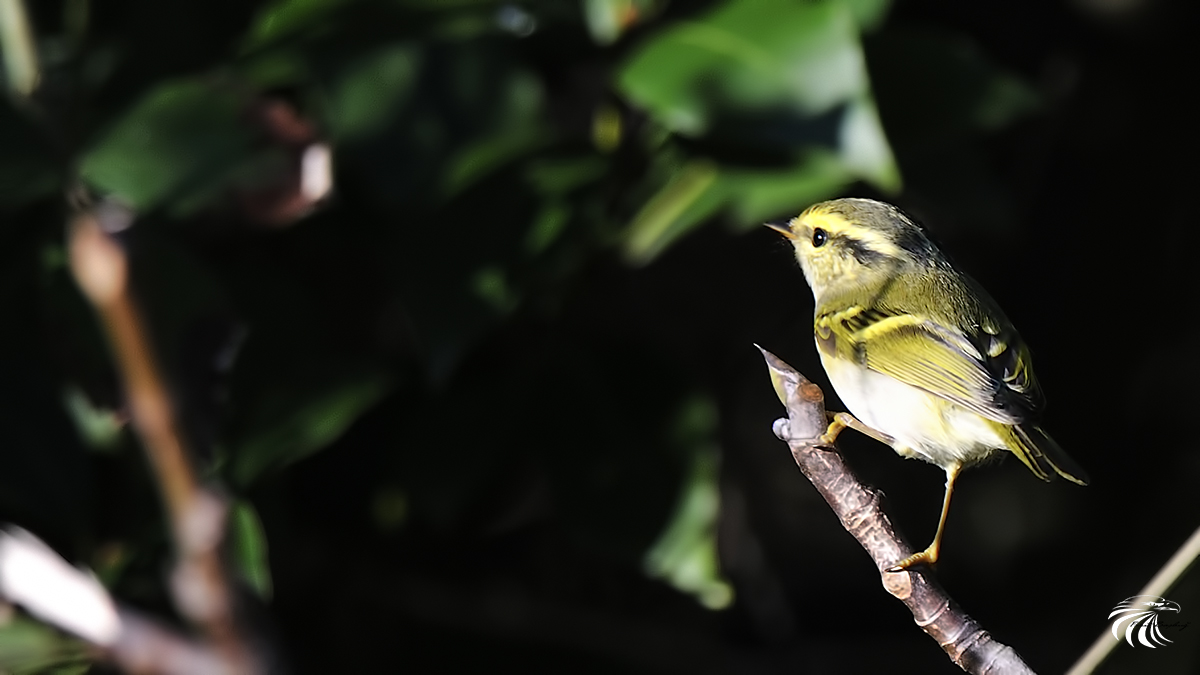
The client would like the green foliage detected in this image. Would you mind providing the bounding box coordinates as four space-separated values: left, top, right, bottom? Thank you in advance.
866 26 1040 229
643 395 731 609
617 0 899 262
228 367 391 485
0 0 1100 672
79 80 265 214
0 617 87 674
229 500 274 599
321 43 421 142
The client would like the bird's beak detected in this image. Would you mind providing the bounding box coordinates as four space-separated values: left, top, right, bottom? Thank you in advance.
764 220 796 239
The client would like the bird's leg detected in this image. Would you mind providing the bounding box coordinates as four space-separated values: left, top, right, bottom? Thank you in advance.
820 411 896 447
887 463 961 572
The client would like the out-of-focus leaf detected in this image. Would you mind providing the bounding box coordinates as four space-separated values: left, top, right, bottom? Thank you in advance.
525 200 570 254
61 385 124 451
524 156 608 195
245 0 354 49
79 79 258 213
228 368 390 485
644 396 733 610
867 27 1040 143
866 27 1039 230
617 0 899 261
0 101 61 207
623 149 866 261
619 0 867 135
442 126 548 197
623 159 721 265
833 94 899 189
584 0 626 44
583 0 658 45
324 43 421 142
241 50 308 89
229 500 273 600
842 0 892 31
471 265 518 313
436 65 549 197
721 149 852 225
0 616 88 674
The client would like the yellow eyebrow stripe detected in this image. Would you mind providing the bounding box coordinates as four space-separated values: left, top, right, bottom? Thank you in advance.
799 207 903 258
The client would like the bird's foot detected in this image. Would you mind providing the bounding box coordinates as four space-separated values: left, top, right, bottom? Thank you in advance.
887 546 939 573
820 412 896 447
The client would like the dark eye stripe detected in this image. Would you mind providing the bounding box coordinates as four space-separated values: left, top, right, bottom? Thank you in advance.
839 236 886 265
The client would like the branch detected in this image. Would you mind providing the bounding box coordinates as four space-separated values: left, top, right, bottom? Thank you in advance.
0 0 39 97
757 346 1034 675
1066 523 1200 675
16 199 268 674
0 527 234 675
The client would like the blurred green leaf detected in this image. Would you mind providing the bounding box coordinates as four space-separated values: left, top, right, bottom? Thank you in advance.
435 64 548 192
443 125 549 197
523 156 608 195
324 43 421 142
79 79 259 213
834 94 899 188
0 616 88 674
721 148 853 225
584 0 621 45
525 199 570 254
617 0 899 261
245 0 354 49
866 27 1040 230
623 159 721 265
868 27 1040 143
644 396 732 610
842 0 892 31
228 368 390 485
61 385 124 452
619 0 869 135
471 265 518 313
623 148 868 262
583 0 659 45
229 500 273 600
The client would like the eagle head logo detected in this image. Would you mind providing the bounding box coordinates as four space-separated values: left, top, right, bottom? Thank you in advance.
1109 596 1182 648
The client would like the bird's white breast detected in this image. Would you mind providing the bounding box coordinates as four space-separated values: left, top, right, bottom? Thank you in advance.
818 347 1005 469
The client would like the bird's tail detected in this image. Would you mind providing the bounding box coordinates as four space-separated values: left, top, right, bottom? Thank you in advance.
1006 423 1089 485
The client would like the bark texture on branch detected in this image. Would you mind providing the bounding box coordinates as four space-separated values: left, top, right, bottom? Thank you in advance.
64 202 265 675
759 346 1034 675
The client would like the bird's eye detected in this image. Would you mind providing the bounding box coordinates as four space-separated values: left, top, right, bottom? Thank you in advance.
812 228 828 247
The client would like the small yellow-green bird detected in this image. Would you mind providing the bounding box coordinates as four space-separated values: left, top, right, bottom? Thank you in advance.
768 198 1087 571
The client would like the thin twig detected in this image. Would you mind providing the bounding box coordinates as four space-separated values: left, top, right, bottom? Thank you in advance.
0 0 39 97
757 346 1034 674
0 527 234 675
1066 523 1200 675
66 201 261 674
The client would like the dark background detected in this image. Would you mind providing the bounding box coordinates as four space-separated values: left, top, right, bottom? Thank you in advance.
0 0 1197 673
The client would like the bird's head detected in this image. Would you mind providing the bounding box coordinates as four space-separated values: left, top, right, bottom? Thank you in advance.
766 198 937 304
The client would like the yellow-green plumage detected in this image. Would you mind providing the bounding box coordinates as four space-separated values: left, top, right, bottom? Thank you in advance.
770 197 1086 570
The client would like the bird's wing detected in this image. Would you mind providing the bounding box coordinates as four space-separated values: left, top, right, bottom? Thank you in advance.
816 306 1038 424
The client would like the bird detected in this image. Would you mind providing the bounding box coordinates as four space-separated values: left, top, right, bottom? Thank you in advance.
767 197 1087 571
